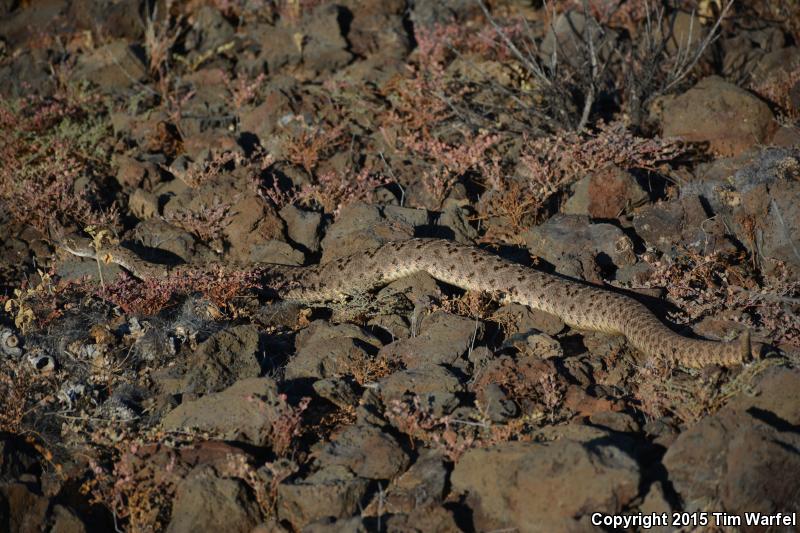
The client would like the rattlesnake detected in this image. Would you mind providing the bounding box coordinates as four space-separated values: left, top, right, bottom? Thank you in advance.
61 236 752 368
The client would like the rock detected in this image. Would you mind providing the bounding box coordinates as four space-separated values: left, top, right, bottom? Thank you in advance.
0 0 68 47
725 148 800 278
129 188 159 220
0 48 55 98
339 0 410 60
256 23 302 75
638 482 674 533
540 10 616 67
285 321 382 381
685 147 800 278
313 424 410 480
662 367 800 523
239 87 295 141
368 451 448 514
320 203 415 263
564 164 649 219
155 324 263 395
252 518 292 533
0 482 50 533
751 46 800 82
184 6 235 56
50 504 87 533
297 321 383 351
436 204 479 243
248 239 305 265
160 174 286 260
67 0 144 41
581 330 627 359
563 384 625 418
320 203 478 263
367 313 412 341
382 506 461 533
378 363 464 404
491 303 565 337
588 411 641 433
166 465 261 533
114 154 161 189
301 516 367 533
177 103 235 143
771 125 800 148
473 355 564 415
378 311 482 368
280 205 323 253
722 27 785 82
162 377 290 447
662 11 705 53
278 465 370 530
254 4 351 78
222 193 287 263
132 218 211 263
524 333 564 359
71 39 146 91
660 76 776 157
376 271 441 316
479 383 519 422
313 378 360 409
451 435 641 532
409 0 482 28
300 5 353 76
632 193 732 254
382 205 431 228
524 214 636 280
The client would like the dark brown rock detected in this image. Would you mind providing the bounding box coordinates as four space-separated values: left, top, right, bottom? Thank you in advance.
524 214 636 280
161 377 288 447
280 205 323 253
155 324 263 395
378 311 483 368
565 164 649 219
166 465 262 533
451 434 641 532
313 424 410 480
661 76 776 157
663 367 800 526
278 466 370 529
71 39 147 91
286 321 382 380
378 363 464 404
0 482 50 533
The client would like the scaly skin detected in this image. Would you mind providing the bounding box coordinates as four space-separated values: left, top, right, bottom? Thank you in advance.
61 236 752 368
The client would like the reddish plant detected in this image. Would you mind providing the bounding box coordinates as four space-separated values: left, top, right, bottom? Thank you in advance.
298 167 388 216
98 267 259 316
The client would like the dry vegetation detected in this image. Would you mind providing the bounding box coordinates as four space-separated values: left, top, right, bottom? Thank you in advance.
0 0 798 530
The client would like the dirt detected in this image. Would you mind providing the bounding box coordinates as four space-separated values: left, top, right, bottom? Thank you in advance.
1 1 800 532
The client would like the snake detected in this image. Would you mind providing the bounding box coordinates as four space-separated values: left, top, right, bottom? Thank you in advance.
60 236 752 368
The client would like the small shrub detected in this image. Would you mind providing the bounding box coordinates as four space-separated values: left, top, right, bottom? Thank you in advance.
751 64 800 121
98 267 259 316
266 394 311 457
479 120 687 230
164 195 234 243
0 95 119 236
298 167 388 216
398 129 501 206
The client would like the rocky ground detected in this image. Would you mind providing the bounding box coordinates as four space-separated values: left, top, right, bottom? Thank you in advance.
1 1 800 532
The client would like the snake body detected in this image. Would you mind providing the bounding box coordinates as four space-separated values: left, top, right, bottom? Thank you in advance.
61 237 751 368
